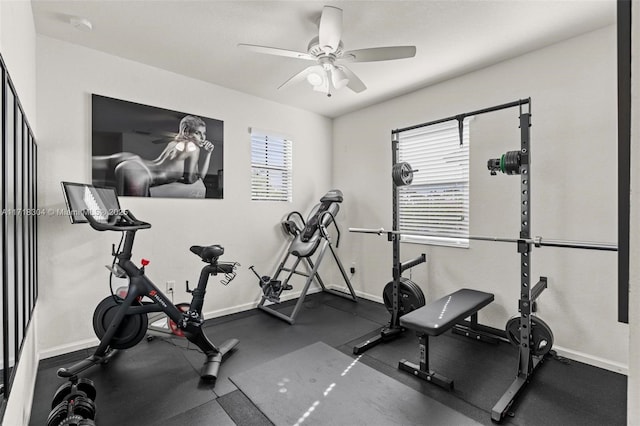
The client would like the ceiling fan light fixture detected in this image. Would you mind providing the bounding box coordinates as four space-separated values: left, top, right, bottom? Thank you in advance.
306 72 324 87
331 67 349 89
239 4 415 96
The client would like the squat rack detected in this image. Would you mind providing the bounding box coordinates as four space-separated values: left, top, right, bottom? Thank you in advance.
393 98 541 421
392 98 615 422
352 98 617 421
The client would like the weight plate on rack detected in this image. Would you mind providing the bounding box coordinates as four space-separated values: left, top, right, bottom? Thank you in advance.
76 378 97 402
505 315 554 356
382 278 425 316
72 396 96 420
392 162 414 186
50 382 72 409
47 401 69 426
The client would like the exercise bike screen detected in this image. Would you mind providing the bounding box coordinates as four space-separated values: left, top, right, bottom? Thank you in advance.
61 181 122 224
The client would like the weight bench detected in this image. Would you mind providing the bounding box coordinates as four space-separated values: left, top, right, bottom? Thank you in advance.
398 288 494 390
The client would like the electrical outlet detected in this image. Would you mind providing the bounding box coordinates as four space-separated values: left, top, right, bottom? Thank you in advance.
166 280 175 293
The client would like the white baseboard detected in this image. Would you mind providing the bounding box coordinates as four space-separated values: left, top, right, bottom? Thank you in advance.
552 345 628 375
40 288 626 377
40 337 100 361
326 284 383 304
39 287 325 361
202 300 261 319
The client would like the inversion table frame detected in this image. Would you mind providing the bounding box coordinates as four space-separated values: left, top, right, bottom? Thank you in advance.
258 192 357 324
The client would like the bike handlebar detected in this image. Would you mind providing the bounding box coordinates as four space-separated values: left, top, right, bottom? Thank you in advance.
83 209 151 232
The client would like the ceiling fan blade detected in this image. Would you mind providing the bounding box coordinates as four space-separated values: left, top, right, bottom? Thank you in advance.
338 66 367 93
237 43 315 60
278 65 324 90
318 6 342 53
341 46 416 62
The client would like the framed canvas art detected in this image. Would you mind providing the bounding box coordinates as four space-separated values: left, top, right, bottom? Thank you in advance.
92 94 224 199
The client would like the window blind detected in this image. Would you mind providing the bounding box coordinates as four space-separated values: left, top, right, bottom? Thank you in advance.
397 119 470 247
251 131 292 202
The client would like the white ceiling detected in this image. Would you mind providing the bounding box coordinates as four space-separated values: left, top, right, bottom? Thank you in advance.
31 1 616 118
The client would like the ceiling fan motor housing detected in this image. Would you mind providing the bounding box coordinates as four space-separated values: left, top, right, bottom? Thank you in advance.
307 36 344 60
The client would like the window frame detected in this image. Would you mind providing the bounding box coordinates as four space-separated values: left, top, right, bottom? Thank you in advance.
250 129 293 202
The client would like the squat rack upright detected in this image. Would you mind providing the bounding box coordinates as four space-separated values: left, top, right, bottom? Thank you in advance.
394 98 544 421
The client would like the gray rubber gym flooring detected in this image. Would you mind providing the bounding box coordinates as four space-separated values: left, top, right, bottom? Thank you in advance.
29 292 626 425
231 341 481 426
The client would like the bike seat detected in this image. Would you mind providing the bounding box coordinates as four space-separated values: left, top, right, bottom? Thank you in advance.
190 245 224 262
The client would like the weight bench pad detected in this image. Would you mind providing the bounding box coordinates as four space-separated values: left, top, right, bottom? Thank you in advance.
400 289 494 336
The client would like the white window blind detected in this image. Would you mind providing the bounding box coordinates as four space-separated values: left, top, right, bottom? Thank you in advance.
397 119 470 247
251 130 293 201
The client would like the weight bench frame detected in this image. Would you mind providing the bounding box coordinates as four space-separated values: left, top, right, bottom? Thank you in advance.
398 288 494 390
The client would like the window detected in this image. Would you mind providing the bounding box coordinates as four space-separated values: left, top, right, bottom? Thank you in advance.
397 119 470 247
251 129 292 201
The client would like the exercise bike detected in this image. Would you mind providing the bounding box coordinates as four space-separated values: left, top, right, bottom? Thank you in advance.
59 182 239 385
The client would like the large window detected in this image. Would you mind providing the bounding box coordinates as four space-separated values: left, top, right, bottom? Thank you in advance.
397 119 470 247
250 130 292 202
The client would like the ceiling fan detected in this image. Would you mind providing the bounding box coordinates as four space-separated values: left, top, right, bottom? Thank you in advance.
238 6 416 97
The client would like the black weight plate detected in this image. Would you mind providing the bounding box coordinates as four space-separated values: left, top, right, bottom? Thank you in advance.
47 401 69 426
51 382 72 409
505 315 554 356
392 162 414 186
93 296 148 350
404 279 426 306
76 378 97 402
382 278 425 316
72 396 96 420
505 315 520 345
400 279 423 307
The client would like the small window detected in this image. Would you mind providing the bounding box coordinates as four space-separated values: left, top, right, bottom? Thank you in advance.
251 129 293 201
397 119 470 247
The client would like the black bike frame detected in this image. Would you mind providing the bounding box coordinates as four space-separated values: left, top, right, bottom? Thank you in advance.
57 201 239 382
94 228 213 354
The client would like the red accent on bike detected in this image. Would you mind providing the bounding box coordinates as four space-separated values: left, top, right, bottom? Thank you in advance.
169 304 190 337
141 259 150 266
149 290 157 297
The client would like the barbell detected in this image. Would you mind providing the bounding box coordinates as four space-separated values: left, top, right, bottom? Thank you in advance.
393 148 518 187
348 227 617 252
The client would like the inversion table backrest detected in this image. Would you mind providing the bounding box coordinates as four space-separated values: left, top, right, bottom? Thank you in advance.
289 190 343 258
